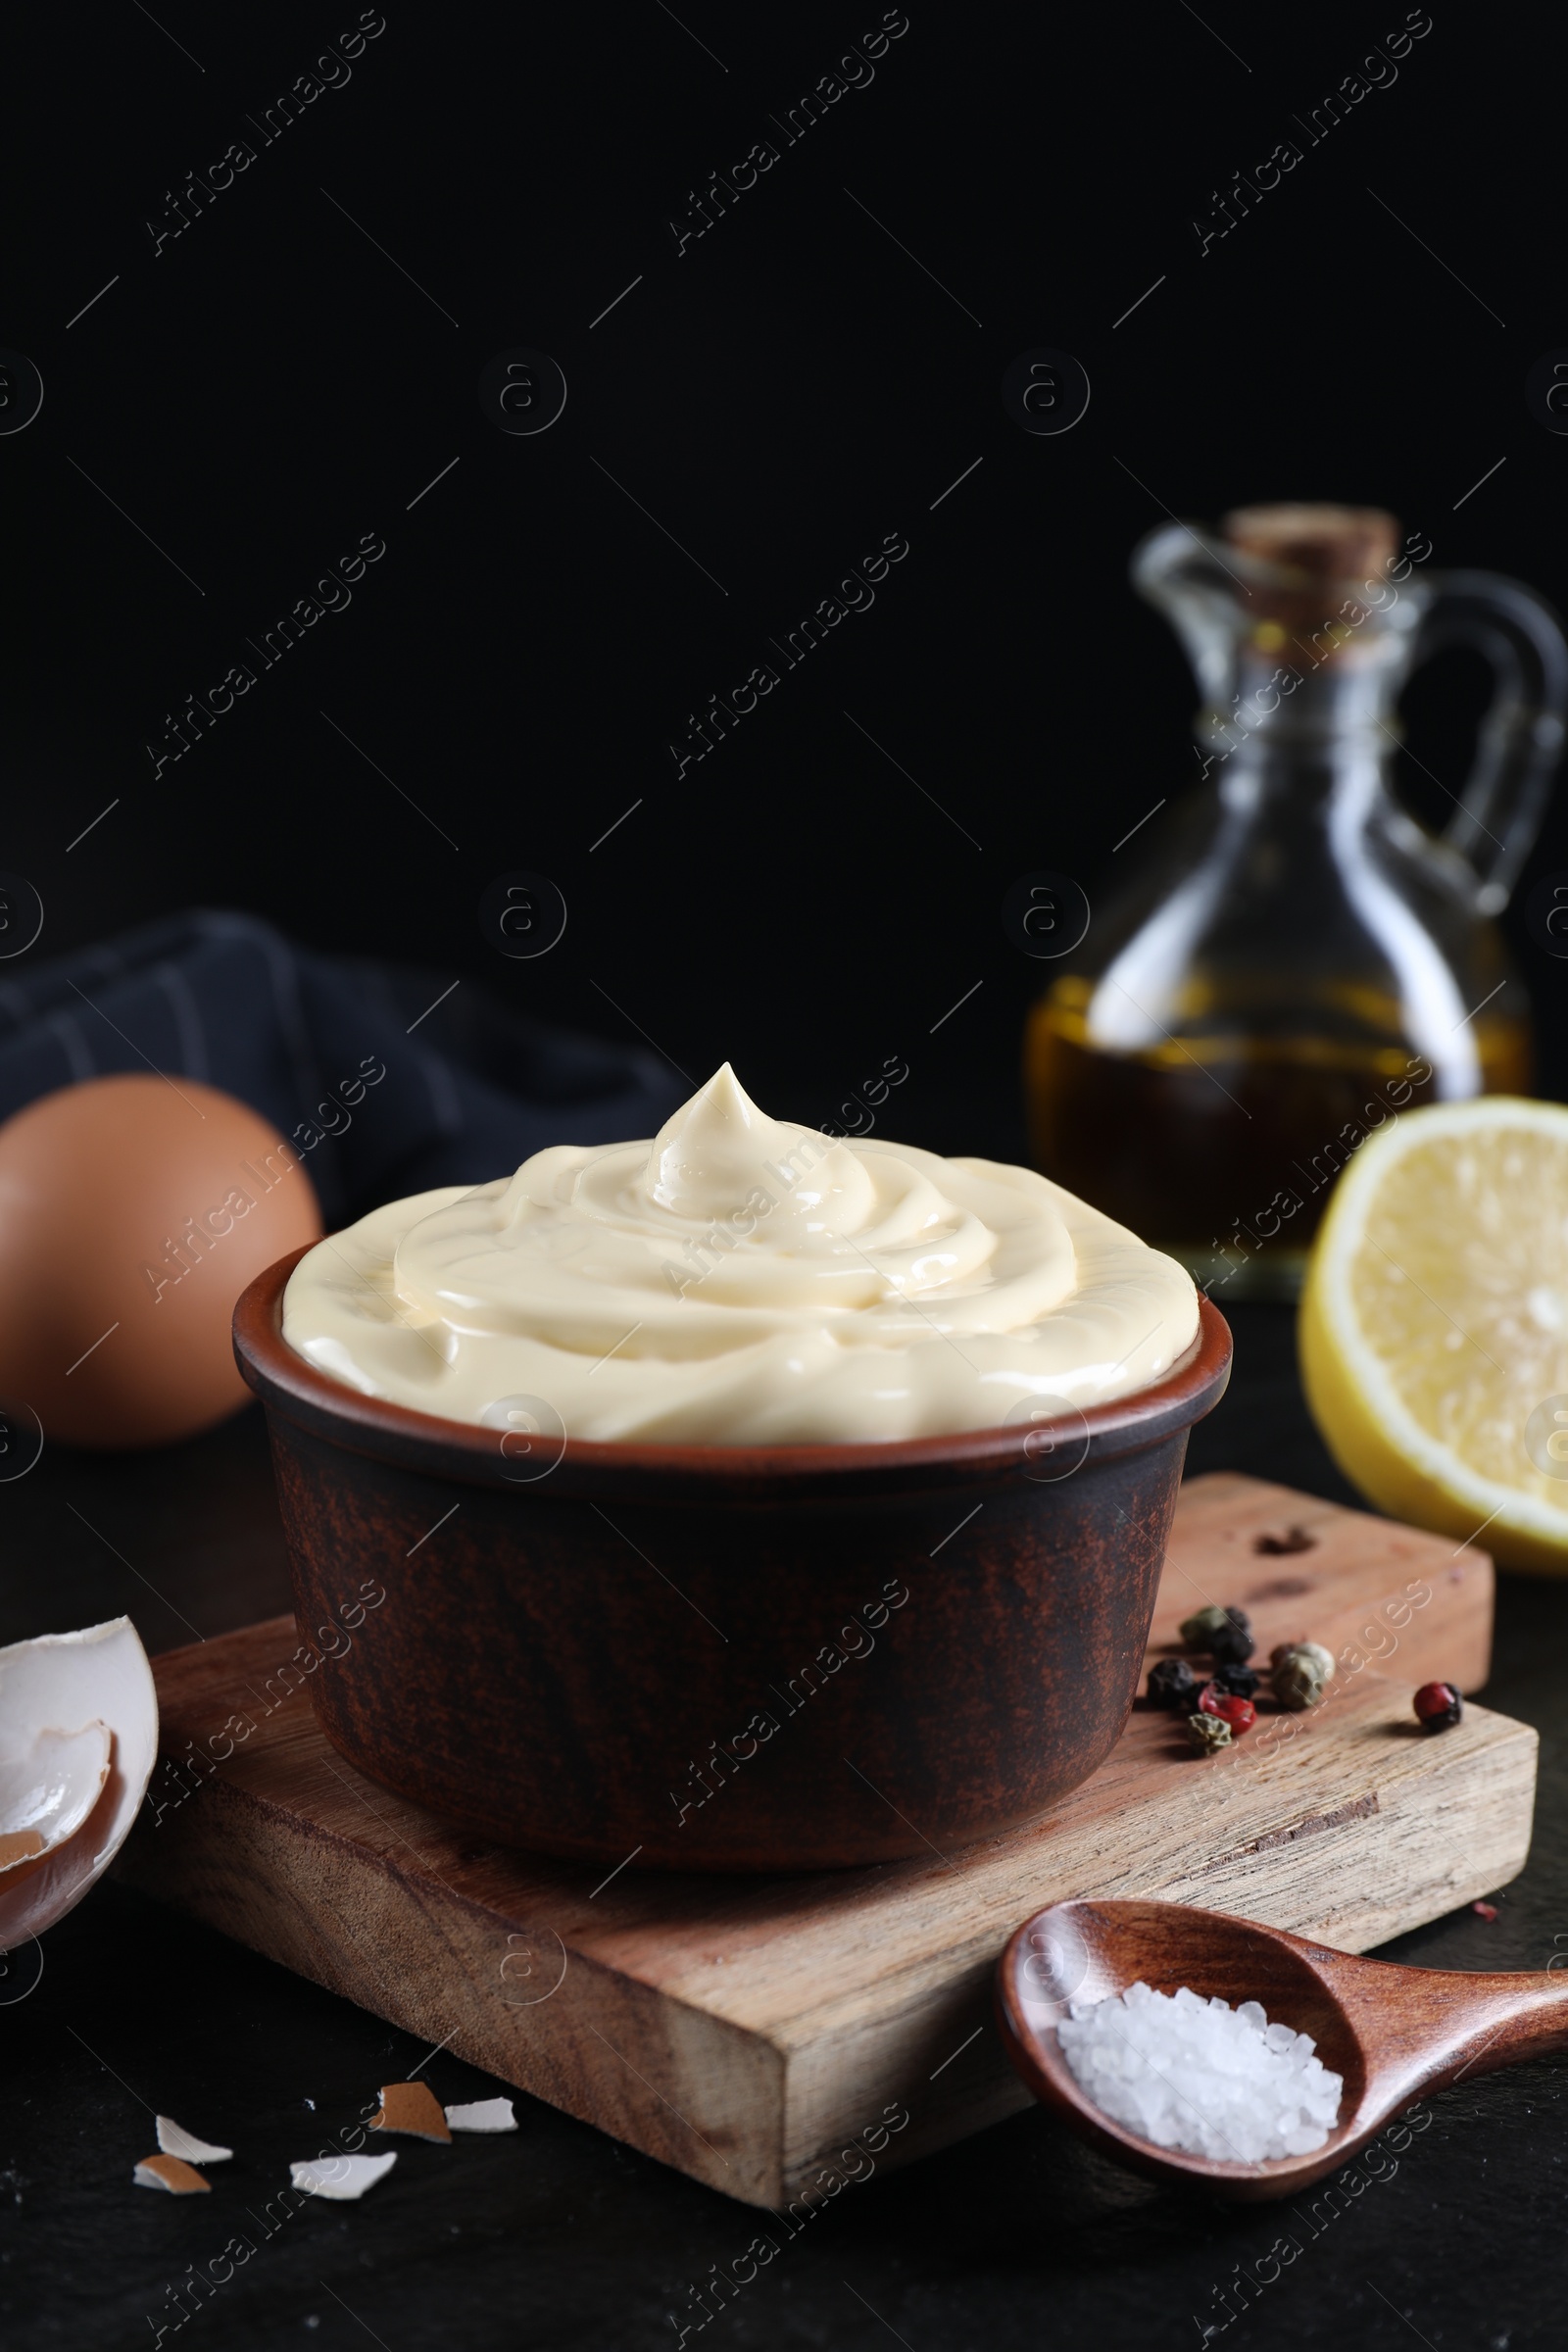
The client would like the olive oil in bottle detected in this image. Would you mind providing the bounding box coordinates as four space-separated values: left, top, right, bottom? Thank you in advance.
1023 504 1558 1299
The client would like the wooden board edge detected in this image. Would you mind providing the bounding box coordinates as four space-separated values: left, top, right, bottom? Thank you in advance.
118 1773 790 2208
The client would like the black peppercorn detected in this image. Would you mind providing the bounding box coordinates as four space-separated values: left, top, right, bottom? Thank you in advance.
1207 1608 1254 1666
1147 1656 1200 1711
1178 1602 1253 1664
1211 1662 1259 1698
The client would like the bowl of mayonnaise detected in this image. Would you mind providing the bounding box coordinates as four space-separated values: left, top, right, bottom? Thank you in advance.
234 1066 1230 1870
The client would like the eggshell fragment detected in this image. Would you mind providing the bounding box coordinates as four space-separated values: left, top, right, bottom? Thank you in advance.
0 1722 113 1879
290 2153 398 2201
0 1620 157 1945
156 2116 233 2164
134 2154 210 2194
369 2082 451 2142
445 2097 516 2132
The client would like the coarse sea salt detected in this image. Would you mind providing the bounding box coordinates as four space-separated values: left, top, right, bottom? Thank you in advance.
1056 1983 1343 2163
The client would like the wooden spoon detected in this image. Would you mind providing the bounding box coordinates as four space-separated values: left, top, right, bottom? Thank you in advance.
996 1897 1568 2200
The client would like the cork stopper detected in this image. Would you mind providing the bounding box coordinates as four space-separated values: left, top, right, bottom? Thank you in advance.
1222 504 1400 638
1224 504 1398 579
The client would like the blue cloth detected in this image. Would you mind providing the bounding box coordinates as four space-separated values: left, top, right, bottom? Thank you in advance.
0 910 684 1226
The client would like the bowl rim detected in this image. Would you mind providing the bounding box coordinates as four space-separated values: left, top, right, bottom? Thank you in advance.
233 1245 1232 1500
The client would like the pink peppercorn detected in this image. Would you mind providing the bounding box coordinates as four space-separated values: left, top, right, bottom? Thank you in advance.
1199 1682 1255 1736
1413 1681 1463 1733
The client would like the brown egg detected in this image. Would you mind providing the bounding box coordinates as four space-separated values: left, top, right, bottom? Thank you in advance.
0 1074 322 1448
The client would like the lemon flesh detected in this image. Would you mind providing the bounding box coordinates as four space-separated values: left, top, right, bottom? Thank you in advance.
1299 1096 1568 1573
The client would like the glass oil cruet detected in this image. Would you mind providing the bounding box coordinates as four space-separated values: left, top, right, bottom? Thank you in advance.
1026 504 1568 1299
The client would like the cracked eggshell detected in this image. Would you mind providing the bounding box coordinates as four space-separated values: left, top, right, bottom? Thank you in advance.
369 2082 451 2142
133 2154 209 2194
156 2116 233 2164
0 1722 112 1876
445 2097 516 2132
290 2152 398 2201
0 1618 158 1944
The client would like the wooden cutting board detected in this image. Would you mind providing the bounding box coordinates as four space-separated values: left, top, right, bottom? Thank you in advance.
119 1473 1530 2209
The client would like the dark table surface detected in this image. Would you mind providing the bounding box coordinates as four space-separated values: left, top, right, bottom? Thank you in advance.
5 1303 1566 2352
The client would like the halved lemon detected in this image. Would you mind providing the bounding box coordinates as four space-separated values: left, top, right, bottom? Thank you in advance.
1299 1096 1568 1573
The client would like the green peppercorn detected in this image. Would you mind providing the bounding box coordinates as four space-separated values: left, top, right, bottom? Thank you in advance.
1270 1639 1335 1677
1270 1641 1336 1711
1186 1709 1233 1756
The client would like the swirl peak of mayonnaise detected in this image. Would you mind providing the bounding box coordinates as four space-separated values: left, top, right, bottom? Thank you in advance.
282 1064 1199 1444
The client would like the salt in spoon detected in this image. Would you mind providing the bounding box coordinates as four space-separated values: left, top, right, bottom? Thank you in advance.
996 1896 1568 2198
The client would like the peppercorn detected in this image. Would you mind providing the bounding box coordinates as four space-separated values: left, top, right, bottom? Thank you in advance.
1178 1604 1253 1664
1270 1641 1337 1712
1199 1682 1255 1735
1208 1610 1254 1666
1147 1656 1200 1712
1211 1662 1260 1699
1413 1680 1463 1733
1186 1708 1233 1755
1270 1640 1333 1673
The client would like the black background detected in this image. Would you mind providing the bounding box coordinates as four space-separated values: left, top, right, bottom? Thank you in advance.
11 0 1568 1152
11 5 1568 2348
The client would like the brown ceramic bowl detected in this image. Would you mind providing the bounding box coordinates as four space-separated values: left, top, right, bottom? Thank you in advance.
234 1250 1231 1872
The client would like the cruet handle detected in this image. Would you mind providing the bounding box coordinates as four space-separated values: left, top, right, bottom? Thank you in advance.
1410 571 1568 913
